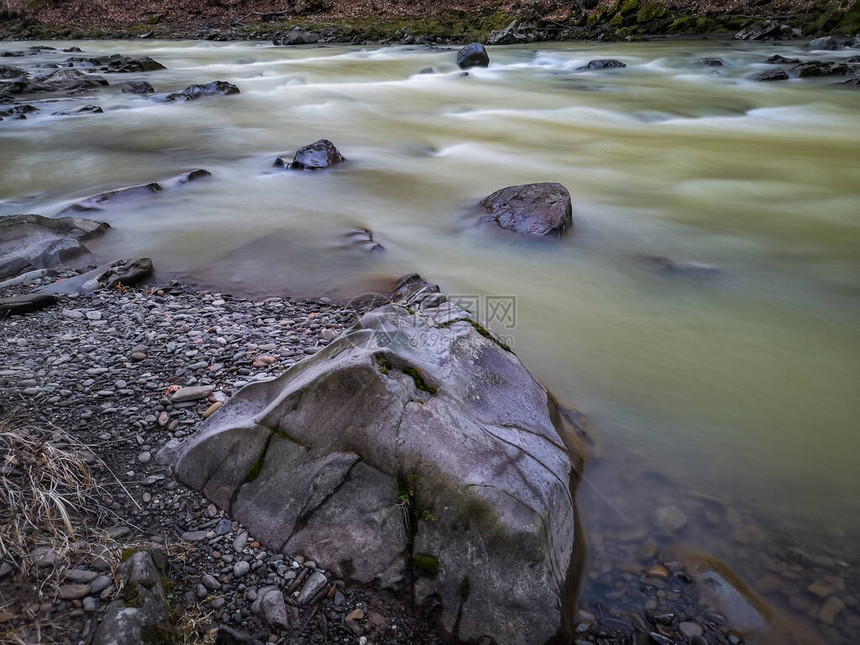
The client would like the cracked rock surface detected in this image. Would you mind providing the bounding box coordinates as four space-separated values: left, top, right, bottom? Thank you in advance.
176 275 583 645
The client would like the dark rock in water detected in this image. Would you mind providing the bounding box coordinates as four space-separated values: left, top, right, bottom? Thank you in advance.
58 183 163 215
0 65 25 79
177 168 212 184
766 55 801 64
52 105 103 116
164 81 240 101
96 257 154 289
67 54 165 73
273 28 319 46
456 42 490 69
584 59 626 70
215 626 265 645
752 68 789 81
0 104 38 120
119 80 155 94
808 36 840 51
699 58 724 67
841 77 860 87
419 67 434 74
25 68 109 93
0 213 109 280
791 61 856 78
0 292 58 316
175 275 581 645
63 47 84 53
480 182 572 237
275 139 346 170
344 228 384 253
734 20 781 41
644 256 720 276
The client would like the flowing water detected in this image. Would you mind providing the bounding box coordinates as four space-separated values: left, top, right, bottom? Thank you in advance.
2 38 859 640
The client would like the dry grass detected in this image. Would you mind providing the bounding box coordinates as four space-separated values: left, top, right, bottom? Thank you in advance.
0 407 108 576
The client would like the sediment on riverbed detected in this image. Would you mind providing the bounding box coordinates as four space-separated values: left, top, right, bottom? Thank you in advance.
1 0 858 42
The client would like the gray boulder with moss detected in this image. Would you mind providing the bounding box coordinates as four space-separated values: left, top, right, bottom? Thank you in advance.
174 274 583 645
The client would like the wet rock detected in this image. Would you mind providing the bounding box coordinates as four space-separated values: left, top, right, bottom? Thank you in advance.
119 80 155 94
175 275 581 645
808 575 845 598
164 81 240 101
699 58 724 67
791 61 856 78
652 505 687 535
59 583 91 599
93 551 170 645
752 68 789 82
0 213 109 280
584 59 626 70
52 104 103 116
273 28 320 46
841 77 860 87
734 20 781 41
766 55 801 64
0 103 37 120
296 571 327 605
0 292 58 315
58 182 163 215
343 228 384 253
456 42 490 69
94 257 154 290
479 182 573 237
67 54 166 73
808 36 841 51
646 565 670 579
679 621 703 638
275 139 346 171
25 68 109 93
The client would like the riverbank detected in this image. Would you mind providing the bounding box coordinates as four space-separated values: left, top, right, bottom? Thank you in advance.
1 0 858 43
0 275 819 645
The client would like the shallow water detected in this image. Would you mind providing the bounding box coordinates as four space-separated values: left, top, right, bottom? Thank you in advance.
2 38 859 639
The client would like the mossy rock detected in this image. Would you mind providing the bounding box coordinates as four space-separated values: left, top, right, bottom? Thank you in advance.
609 12 624 27
637 1 666 23
837 1 860 33
414 553 440 577
618 0 639 16
804 7 843 35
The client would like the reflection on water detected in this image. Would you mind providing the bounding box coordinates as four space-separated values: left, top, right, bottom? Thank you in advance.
2 38 859 641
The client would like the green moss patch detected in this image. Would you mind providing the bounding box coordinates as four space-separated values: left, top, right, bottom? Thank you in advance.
413 553 440 577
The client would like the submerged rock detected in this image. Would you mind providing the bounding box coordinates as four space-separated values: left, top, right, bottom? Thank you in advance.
164 81 240 101
456 42 489 69
699 58 724 67
24 68 109 93
766 55 801 64
274 139 346 170
479 182 573 237
67 54 166 73
0 104 37 120
175 275 582 645
791 61 857 78
644 256 720 276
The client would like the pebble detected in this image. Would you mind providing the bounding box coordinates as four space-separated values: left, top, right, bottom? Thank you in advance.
182 530 209 542
296 571 328 605
233 532 248 553
819 596 845 624
233 561 251 577
202 574 222 591
172 385 215 402
203 401 224 419
137 451 151 463
58 584 91 600
89 575 112 594
215 518 232 535
652 505 688 535
678 622 703 638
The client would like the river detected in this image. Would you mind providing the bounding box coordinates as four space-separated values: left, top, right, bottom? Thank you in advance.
2 38 859 641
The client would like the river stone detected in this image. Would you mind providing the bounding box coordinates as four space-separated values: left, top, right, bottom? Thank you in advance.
480 182 573 237
584 59 626 70
652 505 687 535
808 36 840 50
175 275 582 645
93 551 169 645
456 43 490 69
24 68 109 93
0 213 109 279
67 54 166 73
275 139 346 171
0 292 58 315
164 81 240 101
119 80 155 94
752 68 789 82
734 20 781 41
260 589 289 629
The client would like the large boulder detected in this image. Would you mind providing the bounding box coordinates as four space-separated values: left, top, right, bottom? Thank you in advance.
25 68 109 93
808 35 841 50
0 214 109 280
274 139 346 170
456 43 490 69
175 275 582 645
480 182 573 237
